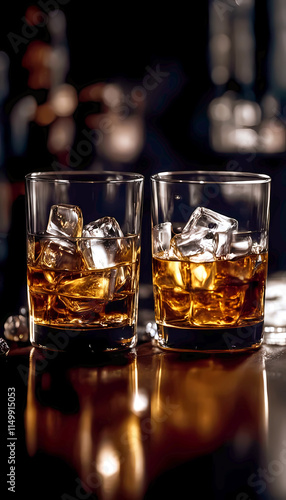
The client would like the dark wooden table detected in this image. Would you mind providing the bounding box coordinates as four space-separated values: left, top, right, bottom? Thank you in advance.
2 331 286 500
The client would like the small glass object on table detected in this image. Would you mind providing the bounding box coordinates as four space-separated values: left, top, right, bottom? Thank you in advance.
263 271 286 345
151 171 271 353
25 171 144 353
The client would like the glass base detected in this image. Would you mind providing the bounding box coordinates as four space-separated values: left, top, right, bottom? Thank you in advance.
31 323 137 353
155 322 264 353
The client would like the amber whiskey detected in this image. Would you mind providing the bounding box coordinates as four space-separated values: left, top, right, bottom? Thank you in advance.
152 251 268 352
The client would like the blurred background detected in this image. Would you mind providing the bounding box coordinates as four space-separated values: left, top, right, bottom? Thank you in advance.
0 0 285 331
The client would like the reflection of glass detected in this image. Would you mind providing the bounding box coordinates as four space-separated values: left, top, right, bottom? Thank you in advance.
25 172 144 352
151 171 271 352
264 347 286 500
150 351 268 491
25 348 145 500
24 344 270 498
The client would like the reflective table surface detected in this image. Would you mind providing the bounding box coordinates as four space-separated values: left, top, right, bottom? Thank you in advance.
2 331 286 500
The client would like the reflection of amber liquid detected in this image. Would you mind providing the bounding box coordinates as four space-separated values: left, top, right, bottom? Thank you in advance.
149 352 268 490
25 348 145 500
152 251 268 352
27 235 140 351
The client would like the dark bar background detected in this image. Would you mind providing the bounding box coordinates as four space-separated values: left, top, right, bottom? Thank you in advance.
0 0 283 323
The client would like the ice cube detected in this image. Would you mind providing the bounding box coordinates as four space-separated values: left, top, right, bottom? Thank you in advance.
190 262 217 289
153 222 172 254
47 204 83 238
252 231 268 254
79 216 126 270
171 225 217 261
40 238 82 271
171 207 238 261
58 270 117 301
228 233 252 260
84 216 124 238
183 207 237 233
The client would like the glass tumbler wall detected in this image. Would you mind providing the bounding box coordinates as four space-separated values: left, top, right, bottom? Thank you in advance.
151 171 271 352
25 172 144 352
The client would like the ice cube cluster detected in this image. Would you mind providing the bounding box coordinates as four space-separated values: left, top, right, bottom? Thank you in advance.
80 216 125 270
153 207 259 262
35 204 128 271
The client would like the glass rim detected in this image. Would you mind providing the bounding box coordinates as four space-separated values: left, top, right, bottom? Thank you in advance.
25 170 144 184
150 170 271 185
